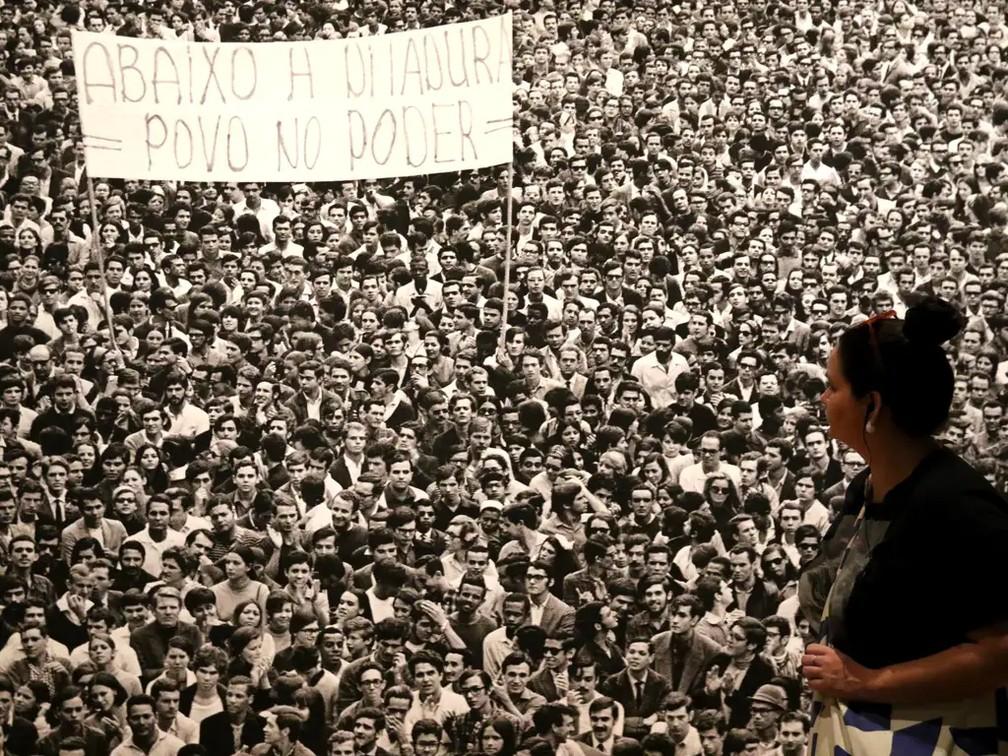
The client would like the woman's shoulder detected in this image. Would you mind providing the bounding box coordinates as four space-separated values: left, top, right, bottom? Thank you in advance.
882 449 1008 559
912 449 1008 523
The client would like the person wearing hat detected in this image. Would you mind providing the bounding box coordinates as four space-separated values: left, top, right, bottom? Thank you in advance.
748 683 788 754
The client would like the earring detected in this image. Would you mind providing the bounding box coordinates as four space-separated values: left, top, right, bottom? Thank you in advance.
865 421 875 434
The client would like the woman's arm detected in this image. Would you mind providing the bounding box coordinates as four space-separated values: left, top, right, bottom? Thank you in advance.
803 624 1008 705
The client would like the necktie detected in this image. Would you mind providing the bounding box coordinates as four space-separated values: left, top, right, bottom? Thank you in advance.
635 680 645 706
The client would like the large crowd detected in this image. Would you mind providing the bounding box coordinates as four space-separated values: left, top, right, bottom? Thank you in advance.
0 0 997 754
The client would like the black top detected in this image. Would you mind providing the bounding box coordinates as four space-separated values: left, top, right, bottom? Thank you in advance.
828 447 1008 669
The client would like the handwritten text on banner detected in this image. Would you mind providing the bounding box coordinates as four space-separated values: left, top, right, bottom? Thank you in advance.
72 15 513 181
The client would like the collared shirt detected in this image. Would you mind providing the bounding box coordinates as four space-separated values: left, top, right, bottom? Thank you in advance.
110 730 185 756
0 634 69 673
529 597 547 627
678 462 742 494
403 687 468 731
631 350 691 408
123 527 185 575
303 391 323 421
574 693 625 736
160 713 198 744
524 377 564 401
342 453 363 485
648 724 703 756
590 734 616 754
365 587 395 622
482 626 515 680
54 592 94 625
175 514 212 536
165 402 210 439
71 637 141 677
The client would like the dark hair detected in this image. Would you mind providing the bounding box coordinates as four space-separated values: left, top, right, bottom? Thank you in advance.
480 717 518 753
91 672 129 707
837 296 962 437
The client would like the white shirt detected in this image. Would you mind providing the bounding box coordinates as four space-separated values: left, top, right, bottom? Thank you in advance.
174 514 212 536
159 712 198 744
232 197 281 242
403 687 468 731
574 694 625 737
124 527 185 575
529 597 548 626
166 402 210 439
0 634 69 672
110 732 185 756
304 391 323 421
482 626 515 680
678 462 742 493
341 454 363 486
70 636 141 677
801 500 832 536
631 351 691 408
366 587 395 622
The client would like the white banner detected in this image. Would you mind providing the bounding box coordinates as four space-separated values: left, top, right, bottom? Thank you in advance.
72 15 513 181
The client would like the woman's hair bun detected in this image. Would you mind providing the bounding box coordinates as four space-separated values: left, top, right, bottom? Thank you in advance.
903 294 965 347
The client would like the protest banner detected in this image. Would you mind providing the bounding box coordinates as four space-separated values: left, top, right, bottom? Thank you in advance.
71 15 513 181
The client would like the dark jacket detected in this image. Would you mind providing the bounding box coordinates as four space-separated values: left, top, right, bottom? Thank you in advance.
599 668 672 740
284 389 342 426
2 714 38 756
733 579 781 620
198 709 266 755
180 682 226 716
330 456 360 489
528 668 562 702
693 654 776 728
37 724 108 756
29 405 96 442
131 620 203 684
652 629 723 696
44 606 89 650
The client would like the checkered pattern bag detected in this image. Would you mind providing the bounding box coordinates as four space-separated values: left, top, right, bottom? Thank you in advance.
808 506 1008 755
808 689 1008 755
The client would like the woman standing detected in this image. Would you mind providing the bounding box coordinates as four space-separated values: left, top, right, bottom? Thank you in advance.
803 297 1008 753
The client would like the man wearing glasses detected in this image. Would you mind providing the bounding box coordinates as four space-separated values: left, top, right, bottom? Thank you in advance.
724 350 761 403
679 432 742 494
455 668 519 745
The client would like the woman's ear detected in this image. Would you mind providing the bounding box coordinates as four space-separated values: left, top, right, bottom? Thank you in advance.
864 391 881 433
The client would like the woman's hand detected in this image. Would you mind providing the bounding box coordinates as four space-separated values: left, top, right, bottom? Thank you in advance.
802 643 878 699
101 714 122 736
704 665 723 694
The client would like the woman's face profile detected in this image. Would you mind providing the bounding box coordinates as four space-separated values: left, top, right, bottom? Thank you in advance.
821 349 867 451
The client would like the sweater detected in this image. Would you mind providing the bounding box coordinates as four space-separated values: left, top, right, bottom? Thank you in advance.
211 579 270 622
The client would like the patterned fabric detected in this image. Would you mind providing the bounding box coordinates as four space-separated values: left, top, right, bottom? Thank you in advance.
808 690 1008 755
808 501 1008 755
